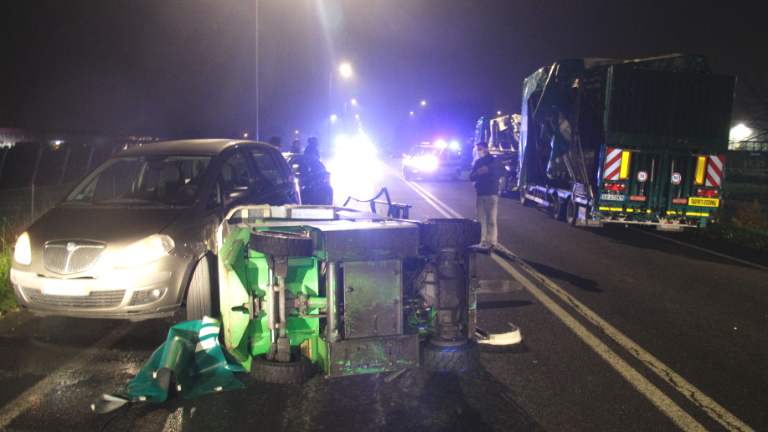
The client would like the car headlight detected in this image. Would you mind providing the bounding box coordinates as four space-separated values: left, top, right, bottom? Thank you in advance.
116 235 175 268
13 232 32 265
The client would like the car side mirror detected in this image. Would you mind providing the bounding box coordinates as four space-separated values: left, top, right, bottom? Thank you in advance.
224 187 250 205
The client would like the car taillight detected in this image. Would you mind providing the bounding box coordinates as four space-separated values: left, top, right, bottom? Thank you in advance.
604 182 626 192
696 188 719 198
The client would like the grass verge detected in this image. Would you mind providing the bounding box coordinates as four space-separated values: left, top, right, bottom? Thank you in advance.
704 199 768 250
0 221 22 316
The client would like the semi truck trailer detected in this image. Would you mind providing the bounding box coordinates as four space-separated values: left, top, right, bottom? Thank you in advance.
517 54 735 230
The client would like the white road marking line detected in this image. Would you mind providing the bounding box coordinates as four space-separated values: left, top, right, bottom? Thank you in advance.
628 227 768 272
395 167 756 432
493 245 755 432
490 253 708 432
162 407 184 432
384 163 462 219
0 322 135 429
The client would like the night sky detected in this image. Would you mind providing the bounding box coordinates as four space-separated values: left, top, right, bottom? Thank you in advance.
1 0 766 147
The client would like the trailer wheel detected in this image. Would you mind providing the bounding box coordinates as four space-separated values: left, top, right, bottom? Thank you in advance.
186 254 218 321
249 231 313 257
251 354 313 384
520 191 536 207
552 195 567 221
419 219 481 250
566 200 579 226
421 341 479 373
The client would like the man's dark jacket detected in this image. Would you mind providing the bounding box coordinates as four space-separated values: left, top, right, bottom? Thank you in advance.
469 153 498 196
304 145 319 158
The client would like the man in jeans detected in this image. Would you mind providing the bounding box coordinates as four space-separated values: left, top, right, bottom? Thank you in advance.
469 141 498 248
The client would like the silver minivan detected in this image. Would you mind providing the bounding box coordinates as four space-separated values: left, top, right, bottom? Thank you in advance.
10 139 299 321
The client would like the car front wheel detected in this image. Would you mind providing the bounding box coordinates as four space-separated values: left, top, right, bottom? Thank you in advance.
186 254 218 321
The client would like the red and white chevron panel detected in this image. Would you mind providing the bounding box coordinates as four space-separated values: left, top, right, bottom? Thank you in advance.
705 155 724 187
603 148 623 181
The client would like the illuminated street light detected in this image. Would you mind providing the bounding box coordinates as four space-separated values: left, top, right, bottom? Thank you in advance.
331 114 337 122
421 100 426 106
295 130 299 134
730 123 753 141
351 99 357 105
410 111 414 115
243 133 249 138
339 63 352 78
330 63 353 151
497 111 502 115
355 114 359 119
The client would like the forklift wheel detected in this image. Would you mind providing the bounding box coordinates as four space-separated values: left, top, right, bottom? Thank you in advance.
249 231 313 257
566 200 579 227
421 341 479 373
419 219 481 250
250 354 313 384
552 195 567 221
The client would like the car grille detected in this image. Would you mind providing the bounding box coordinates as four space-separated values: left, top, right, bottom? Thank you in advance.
44 241 106 274
22 287 126 309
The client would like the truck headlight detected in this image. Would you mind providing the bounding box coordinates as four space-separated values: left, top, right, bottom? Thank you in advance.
116 235 175 268
13 232 32 265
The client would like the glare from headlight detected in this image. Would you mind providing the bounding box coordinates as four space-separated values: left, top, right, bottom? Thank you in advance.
117 235 175 268
412 155 439 172
13 232 31 265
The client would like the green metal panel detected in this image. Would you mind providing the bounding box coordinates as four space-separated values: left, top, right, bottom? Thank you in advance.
219 228 251 362
605 67 735 153
327 334 419 377
343 260 403 339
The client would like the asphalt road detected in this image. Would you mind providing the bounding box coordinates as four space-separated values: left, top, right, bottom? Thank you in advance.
0 156 766 432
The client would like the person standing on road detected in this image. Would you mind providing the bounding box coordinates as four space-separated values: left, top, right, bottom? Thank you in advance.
304 136 320 158
289 139 302 154
469 141 498 248
268 136 282 150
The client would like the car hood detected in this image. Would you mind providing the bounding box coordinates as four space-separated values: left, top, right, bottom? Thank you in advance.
27 205 187 248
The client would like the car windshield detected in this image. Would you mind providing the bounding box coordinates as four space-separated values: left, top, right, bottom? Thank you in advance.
65 155 211 206
409 146 438 157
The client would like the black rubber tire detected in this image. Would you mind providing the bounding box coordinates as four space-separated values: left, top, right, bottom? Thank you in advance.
552 195 567 221
520 191 536 207
249 231 313 257
186 254 217 321
419 219 481 250
566 199 579 227
251 354 313 384
421 341 479 373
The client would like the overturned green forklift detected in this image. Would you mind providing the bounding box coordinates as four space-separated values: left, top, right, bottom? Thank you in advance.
216 204 506 383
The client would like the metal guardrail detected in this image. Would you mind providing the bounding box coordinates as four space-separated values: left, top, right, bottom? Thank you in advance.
343 187 411 219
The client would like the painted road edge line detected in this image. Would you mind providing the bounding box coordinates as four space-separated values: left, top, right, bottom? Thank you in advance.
0 322 136 429
389 162 755 432
490 253 708 432
628 227 768 272
494 244 755 432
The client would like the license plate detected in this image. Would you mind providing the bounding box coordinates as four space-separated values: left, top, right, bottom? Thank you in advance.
42 280 86 296
600 194 625 201
688 197 719 207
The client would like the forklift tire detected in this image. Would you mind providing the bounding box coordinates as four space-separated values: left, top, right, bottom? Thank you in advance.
186 254 218 321
251 354 313 384
249 231 313 257
421 341 479 373
566 200 579 226
552 195 567 221
419 219 481 250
